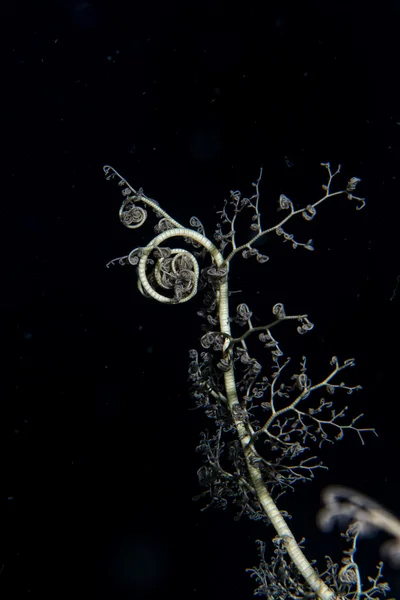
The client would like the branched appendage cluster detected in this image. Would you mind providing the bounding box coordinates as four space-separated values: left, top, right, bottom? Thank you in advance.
247 528 393 600
105 163 387 599
192 312 374 496
318 487 400 572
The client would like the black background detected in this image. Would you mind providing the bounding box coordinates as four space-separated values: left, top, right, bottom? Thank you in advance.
2 0 400 598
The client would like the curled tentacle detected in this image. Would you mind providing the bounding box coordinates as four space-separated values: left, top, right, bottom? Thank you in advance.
119 197 148 229
137 228 225 304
